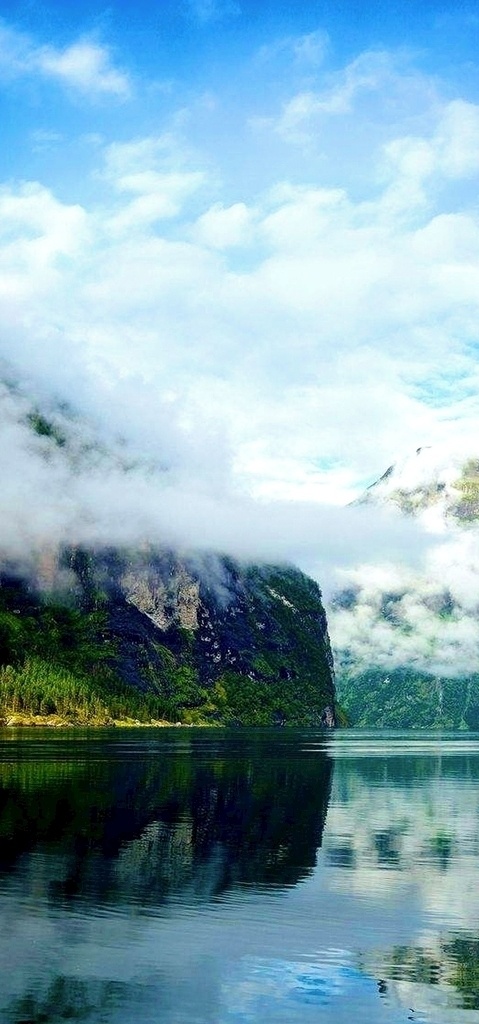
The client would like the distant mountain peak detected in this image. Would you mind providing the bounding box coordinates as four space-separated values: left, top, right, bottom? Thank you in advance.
358 445 479 525
332 442 479 730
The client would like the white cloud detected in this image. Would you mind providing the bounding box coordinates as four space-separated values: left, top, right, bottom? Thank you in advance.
192 202 255 248
436 99 479 178
328 521 479 679
0 21 130 98
0 46 479 603
36 40 130 98
1 95 479 508
100 136 207 231
292 29 330 67
380 100 479 213
30 129 64 153
326 444 479 680
0 382 429 581
0 182 88 301
269 50 397 142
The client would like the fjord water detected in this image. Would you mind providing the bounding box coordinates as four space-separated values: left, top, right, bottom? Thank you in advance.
0 730 478 1024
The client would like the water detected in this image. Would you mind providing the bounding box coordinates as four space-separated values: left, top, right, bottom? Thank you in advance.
0 728 478 1024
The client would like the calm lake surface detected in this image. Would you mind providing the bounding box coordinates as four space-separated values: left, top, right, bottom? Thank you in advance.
0 729 478 1024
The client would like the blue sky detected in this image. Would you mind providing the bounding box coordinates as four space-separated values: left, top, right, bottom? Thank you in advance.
1 0 479 516
2 0 479 199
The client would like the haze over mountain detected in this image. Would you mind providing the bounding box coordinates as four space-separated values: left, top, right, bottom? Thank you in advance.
0 379 426 584
1 0 479 573
331 445 479 727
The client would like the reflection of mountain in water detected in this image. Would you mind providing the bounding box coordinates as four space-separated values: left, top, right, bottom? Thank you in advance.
323 742 479 1019
0 731 334 1023
0 731 333 907
370 936 479 1019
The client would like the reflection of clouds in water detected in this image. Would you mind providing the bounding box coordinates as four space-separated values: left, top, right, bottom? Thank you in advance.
319 755 479 1021
221 956 379 1022
387 980 473 1024
323 769 479 932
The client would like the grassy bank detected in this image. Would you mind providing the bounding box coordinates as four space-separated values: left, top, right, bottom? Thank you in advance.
0 712 174 728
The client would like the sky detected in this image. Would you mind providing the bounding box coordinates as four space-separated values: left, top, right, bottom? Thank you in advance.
1 0 479 588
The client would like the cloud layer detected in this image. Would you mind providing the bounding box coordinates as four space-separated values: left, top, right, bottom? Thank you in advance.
0 383 428 592
1 20 479 660
2 85 479 507
329 451 479 680
0 21 130 97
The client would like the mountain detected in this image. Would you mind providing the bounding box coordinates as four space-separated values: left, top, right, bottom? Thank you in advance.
357 445 479 523
0 393 336 727
0 549 336 728
330 446 479 729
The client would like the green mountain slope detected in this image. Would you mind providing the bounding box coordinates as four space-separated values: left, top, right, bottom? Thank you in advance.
337 667 479 730
0 553 336 727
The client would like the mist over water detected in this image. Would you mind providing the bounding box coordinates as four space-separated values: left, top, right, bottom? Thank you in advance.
0 728 478 1023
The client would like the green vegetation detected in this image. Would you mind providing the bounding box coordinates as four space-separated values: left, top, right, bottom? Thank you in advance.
0 585 166 723
0 557 335 727
237 565 335 724
0 658 167 724
387 483 446 515
27 410 67 447
452 459 479 521
207 669 328 726
445 938 479 1009
124 562 335 726
140 642 211 723
337 667 479 729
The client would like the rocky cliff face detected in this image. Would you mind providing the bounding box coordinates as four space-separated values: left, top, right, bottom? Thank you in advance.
0 547 336 726
92 549 337 726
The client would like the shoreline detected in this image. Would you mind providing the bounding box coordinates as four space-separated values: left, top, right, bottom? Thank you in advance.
0 712 196 729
